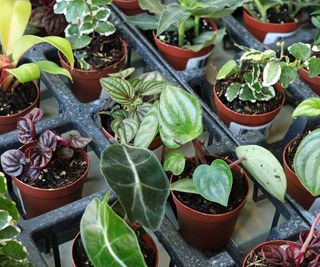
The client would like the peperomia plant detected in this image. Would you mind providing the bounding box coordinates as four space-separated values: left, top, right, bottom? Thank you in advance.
216 42 320 103
0 172 33 266
54 0 116 69
0 108 92 182
128 0 247 50
0 0 74 92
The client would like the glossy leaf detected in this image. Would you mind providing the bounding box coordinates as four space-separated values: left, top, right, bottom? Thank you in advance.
112 119 139 144
163 152 185 176
0 225 20 240
0 196 19 221
170 178 198 194
35 61 72 81
24 165 40 182
293 129 320 196
1 150 26 177
127 14 159 31
38 130 57 152
100 144 169 230
6 63 40 84
80 193 146 267
308 57 320 77
130 103 153 123
292 98 320 119
0 211 10 230
140 80 170 96
262 61 281 87
216 60 238 80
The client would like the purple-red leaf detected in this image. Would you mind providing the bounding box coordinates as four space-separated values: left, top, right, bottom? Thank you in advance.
24 165 40 182
309 255 320 266
56 136 70 147
1 150 26 177
26 147 52 168
261 245 292 266
38 130 57 152
24 108 43 124
286 243 301 263
17 117 36 144
68 134 92 148
299 230 320 249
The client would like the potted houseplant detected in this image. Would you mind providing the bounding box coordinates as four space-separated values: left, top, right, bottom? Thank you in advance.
215 42 320 137
54 0 128 103
282 98 320 210
0 172 33 266
243 0 320 44
242 213 320 266
0 108 92 219
299 10 320 95
128 0 245 70
113 0 143 16
98 67 175 149
71 192 159 267
0 0 74 134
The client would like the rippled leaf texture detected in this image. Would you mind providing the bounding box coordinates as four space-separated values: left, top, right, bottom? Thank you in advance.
0 150 26 177
17 117 35 145
68 134 92 148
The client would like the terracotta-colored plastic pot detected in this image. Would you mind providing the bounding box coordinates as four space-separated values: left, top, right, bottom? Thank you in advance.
243 10 302 44
214 82 285 128
283 137 318 210
299 68 320 96
59 37 127 103
242 240 298 266
113 0 143 15
102 127 162 150
171 159 250 251
71 227 159 267
14 148 90 219
0 81 40 134
153 21 218 71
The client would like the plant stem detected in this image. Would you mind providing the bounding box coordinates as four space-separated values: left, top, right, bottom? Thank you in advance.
192 139 207 165
194 16 200 38
229 157 246 168
178 21 186 48
253 0 267 22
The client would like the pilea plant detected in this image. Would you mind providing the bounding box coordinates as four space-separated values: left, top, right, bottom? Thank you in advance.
0 108 92 182
54 0 116 70
0 172 33 266
244 0 320 22
100 68 173 147
0 0 74 92
216 42 320 103
128 0 246 50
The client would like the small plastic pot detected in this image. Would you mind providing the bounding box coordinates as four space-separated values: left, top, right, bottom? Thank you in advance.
299 68 320 96
59 36 127 103
213 82 285 135
71 227 159 267
243 10 302 44
283 137 318 210
170 158 249 251
153 21 218 71
0 81 40 134
113 0 143 15
14 148 90 219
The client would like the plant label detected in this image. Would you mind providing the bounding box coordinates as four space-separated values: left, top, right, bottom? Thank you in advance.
186 52 212 71
263 31 297 45
229 121 273 139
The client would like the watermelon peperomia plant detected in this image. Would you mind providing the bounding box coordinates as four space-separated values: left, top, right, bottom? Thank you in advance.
0 172 33 266
216 42 320 103
54 0 116 69
0 0 74 93
128 0 246 50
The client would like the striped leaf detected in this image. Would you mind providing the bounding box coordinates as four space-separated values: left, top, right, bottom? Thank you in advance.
163 152 185 176
130 103 153 123
293 129 320 196
292 98 320 119
100 144 169 230
100 77 135 105
111 119 139 144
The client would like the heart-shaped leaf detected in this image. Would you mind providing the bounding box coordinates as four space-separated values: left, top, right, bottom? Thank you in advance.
163 152 185 176
38 130 57 152
111 118 139 144
27 146 52 169
1 150 26 177
262 61 282 87
17 117 36 144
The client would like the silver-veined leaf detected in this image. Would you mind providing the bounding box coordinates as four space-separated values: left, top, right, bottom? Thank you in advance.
111 119 139 144
163 152 185 176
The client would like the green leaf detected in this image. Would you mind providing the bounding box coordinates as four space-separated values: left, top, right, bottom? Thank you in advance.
288 42 312 61
163 152 186 176
80 193 146 267
1 240 27 261
0 197 19 221
280 65 297 88
111 119 139 144
127 14 159 31
239 85 256 102
156 4 191 36
293 129 320 196
193 159 233 207
0 211 10 230
100 144 169 230
159 85 203 148
225 83 242 102
0 0 31 54
92 0 112 5
216 60 238 80
6 63 40 84
139 71 165 82
262 61 282 87
108 68 136 79
100 77 135 105
140 80 170 96
307 57 320 77
96 21 116 36
11 35 74 68
0 173 6 194
68 35 92 50
138 0 164 14
35 61 72 80
65 1 89 22
0 226 20 240
130 103 153 123
94 7 111 21
292 98 320 119
134 103 159 148
236 145 287 202
170 178 198 194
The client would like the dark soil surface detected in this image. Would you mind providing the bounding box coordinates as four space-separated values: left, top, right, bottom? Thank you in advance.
254 4 299 23
75 34 124 70
19 149 87 189
0 82 37 116
100 113 114 135
173 155 248 214
73 230 156 267
159 19 213 47
215 75 283 115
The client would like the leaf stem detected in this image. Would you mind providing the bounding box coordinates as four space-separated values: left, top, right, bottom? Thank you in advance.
194 16 200 38
229 157 246 168
178 21 186 47
192 139 207 165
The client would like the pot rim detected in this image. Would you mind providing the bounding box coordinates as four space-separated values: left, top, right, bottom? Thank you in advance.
13 148 90 193
170 157 250 218
0 81 40 119
299 67 320 79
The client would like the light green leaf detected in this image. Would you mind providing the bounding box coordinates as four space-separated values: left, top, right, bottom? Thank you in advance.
111 119 139 144
68 35 92 50
236 145 287 202
225 83 242 102
130 103 153 123
2 240 27 261
216 60 238 80
140 80 171 96
280 65 297 88
288 42 312 61
35 61 72 80
80 193 146 267
171 178 198 194
308 57 320 77
292 98 320 119
6 63 40 84
138 0 164 14
239 85 256 102
163 152 186 176
108 68 136 79
127 14 159 31
100 144 169 230
262 61 282 87
96 21 116 36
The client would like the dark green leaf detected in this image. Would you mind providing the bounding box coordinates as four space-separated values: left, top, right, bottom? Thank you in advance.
2 240 27 261
280 65 297 88
0 197 19 221
308 57 320 77
288 43 312 61
0 173 6 194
